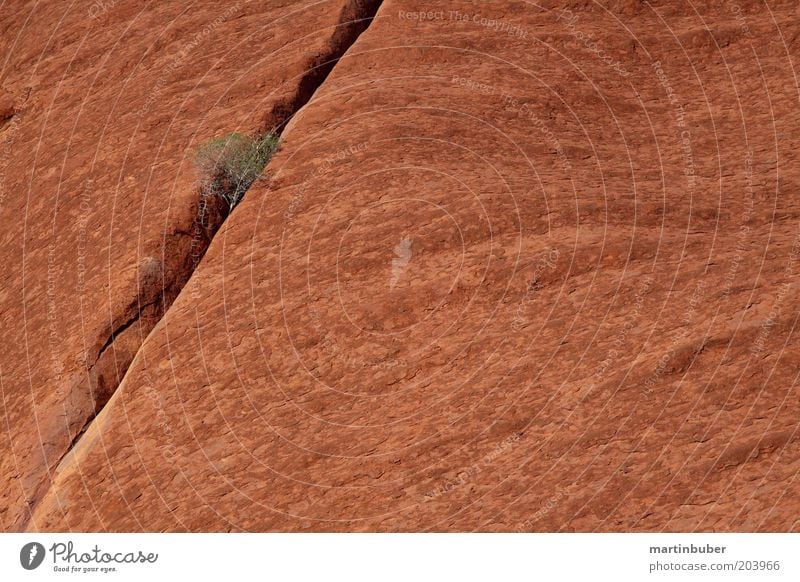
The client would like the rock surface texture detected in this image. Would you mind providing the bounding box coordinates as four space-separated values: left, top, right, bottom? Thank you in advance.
4 0 800 531
0 0 380 531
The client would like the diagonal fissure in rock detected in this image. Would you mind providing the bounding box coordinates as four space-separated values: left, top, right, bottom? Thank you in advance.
21 0 384 530
264 0 384 133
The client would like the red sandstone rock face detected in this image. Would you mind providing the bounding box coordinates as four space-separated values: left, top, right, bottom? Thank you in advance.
7 0 800 532
0 0 373 531
0 88 13 122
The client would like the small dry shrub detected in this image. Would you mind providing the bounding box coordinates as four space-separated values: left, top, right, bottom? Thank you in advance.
194 132 279 211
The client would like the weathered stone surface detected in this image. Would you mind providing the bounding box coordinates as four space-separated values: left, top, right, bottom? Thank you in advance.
0 88 13 121
0 0 371 531
11 0 800 532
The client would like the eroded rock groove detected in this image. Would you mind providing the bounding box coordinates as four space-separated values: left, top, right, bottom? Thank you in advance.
21 0 384 530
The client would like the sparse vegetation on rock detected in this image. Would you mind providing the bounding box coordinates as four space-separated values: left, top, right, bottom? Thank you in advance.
194 132 279 211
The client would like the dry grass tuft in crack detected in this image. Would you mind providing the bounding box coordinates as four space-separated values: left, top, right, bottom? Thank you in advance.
194 132 279 212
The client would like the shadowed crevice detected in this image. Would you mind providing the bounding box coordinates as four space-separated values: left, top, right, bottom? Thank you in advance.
21 0 384 532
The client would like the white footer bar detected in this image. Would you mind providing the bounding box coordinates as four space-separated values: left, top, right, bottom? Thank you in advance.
2 533 797 581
